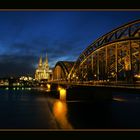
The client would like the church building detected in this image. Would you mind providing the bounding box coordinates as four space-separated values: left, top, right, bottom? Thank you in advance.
35 54 52 81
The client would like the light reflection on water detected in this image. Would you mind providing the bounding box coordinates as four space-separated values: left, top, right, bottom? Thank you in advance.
53 100 73 129
112 92 140 103
4 87 31 91
113 97 127 102
1 88 140 129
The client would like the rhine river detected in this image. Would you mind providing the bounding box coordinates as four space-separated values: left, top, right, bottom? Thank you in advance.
0 88 140 129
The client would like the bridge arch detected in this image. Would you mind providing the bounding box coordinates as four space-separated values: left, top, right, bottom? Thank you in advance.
68 19 140 83
53 61 74 81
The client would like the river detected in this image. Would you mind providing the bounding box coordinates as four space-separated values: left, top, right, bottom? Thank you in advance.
0 88 140 129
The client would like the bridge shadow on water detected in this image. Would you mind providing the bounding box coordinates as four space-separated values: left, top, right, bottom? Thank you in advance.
66 100 112 129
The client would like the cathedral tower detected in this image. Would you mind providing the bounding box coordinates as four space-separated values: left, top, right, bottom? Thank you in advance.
38 56 43 68
35 53 52 81
43 53 49 70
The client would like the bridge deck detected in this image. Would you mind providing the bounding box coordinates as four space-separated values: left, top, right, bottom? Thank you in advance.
48 81 140 89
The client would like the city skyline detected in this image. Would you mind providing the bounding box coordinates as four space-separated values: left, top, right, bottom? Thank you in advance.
0 10 140 77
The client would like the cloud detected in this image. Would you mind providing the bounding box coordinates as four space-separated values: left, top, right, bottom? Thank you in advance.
0 55 36 78
0 17 95 77
44 39 85 67
0 37 85 77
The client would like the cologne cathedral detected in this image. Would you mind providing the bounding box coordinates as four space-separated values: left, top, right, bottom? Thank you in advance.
35 54 52 81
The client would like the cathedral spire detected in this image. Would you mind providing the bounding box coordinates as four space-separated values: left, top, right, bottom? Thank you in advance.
44 53 49 69
35 52 52 81
38 55 42 68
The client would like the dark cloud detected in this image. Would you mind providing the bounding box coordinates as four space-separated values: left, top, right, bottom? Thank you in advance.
0 37 83 77
0 55 36 78
4 36 84 69
44 38 85 67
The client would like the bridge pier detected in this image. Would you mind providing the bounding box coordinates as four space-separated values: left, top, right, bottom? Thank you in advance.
45 82 140 103
49 83 112 101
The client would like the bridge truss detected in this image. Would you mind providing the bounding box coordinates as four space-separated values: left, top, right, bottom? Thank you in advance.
68 19 140 83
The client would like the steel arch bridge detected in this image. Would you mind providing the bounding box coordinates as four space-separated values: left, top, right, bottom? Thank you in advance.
53 61 74 81
68 19 140 83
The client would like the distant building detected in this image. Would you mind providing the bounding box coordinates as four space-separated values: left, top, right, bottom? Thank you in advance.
0 78 9 86
19 76 33 81
35 53 52 81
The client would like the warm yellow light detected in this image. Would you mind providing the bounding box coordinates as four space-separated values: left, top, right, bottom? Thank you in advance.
57 86 62 91
53 100 72 129
24 77 28 81
125 64 129 71
59 88 66 101
54 101 66 116
111 72 114 75
57 86 67 101
46 84 51 92
47 84 51 89
134 74 140 78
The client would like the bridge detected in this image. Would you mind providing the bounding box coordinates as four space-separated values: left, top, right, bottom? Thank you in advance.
53 61 74 81
51 19 140 88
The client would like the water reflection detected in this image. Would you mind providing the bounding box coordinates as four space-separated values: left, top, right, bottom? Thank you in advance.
113 97 127 102
53 100 73 129
4 87 31 91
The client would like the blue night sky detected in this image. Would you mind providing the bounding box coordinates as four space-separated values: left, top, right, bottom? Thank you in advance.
0 10 140 78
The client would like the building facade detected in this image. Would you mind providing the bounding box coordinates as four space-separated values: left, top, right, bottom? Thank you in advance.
35 54 52 81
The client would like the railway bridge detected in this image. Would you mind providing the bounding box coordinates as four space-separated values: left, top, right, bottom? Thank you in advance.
52 19 140 85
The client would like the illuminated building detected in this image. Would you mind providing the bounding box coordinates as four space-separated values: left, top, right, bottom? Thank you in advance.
35 53 52 81
0 79 9 86
19 76 33 81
